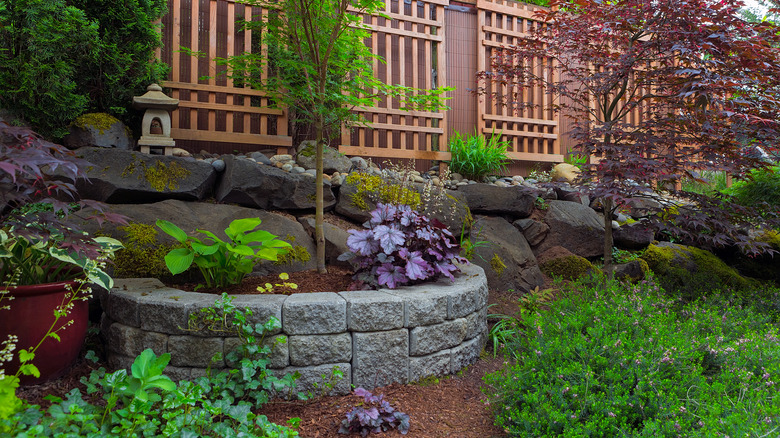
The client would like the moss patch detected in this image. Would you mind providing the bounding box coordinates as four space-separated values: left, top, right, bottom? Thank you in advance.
490 253 507 276
540 255 595 281
72 112 120 135
274 245 312 266
641 243 757 299
121 158 191 192
113 222 175 279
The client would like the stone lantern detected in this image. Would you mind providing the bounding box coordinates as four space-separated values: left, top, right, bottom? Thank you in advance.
133 83 179 155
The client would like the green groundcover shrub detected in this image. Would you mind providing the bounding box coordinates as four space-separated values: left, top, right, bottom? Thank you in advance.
726 164 780 215
0 0 167 139
486 277 780 437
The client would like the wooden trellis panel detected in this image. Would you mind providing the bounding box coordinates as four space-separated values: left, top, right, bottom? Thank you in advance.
340 0 451 162
159 0 291 151
477 0 562 163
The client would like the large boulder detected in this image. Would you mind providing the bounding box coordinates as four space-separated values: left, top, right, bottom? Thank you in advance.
295 140 352 174
614 222 654 249
534 200 605 258
72 147 216 203
537 246 597 281
84 200 316 277
216 154 336 211
297 216 352 268
335 177 471 234
64 113 134 150
470 216 544 293
512 218 549 247
457 184 536 218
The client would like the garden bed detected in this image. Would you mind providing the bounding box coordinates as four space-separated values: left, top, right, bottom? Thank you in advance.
100 263 488 394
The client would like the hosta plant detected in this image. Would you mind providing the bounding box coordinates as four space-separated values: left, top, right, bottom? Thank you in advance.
338 387 410 436
338 203 466 289
156 218 292 289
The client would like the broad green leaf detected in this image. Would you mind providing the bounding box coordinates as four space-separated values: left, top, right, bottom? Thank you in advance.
164 248 195 275
191 241 220 255
131 349 156 379
227 244 254 256
227 218 263 236
241 230 278 244
256 248 280 261
156 220 189 243
198 229 226 245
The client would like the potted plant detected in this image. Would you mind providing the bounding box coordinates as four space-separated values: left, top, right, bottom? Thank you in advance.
0 121 124 386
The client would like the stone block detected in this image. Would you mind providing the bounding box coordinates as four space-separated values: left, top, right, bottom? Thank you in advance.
339 291 404 331
451 335 485 374
224 334 289 369
168 335 225 368
106 322 168 357
447 282 478 320
464 306 488 341
135 289 210 335
164 366 193 382
289 333 352 366
409 319 467 356
352 329 409 389
385 289 448 328
271 363 352 397
230 295 287 335
409 350 452 382
282 292 346 335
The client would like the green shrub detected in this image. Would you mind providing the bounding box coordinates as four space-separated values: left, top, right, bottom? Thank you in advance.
0 0 167 139
447 129 510 181
486 278 780 437
726 164 780 214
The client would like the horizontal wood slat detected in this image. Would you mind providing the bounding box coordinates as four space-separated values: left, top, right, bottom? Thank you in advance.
171 128 292 146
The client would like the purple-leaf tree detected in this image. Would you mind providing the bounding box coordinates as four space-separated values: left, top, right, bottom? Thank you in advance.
478 0 780 271
338 203 467 289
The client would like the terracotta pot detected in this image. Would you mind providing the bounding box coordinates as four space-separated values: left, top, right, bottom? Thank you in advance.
0 279 88 385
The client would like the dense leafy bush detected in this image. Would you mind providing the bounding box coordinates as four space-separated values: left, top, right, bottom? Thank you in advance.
0 0 167 139
339 203 466 289
726 164 780 215
447 130 510 181
2 294 301 437
486 277 780 437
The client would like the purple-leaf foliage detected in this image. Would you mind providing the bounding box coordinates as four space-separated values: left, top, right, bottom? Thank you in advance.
338 387 410 436
339 203 467 289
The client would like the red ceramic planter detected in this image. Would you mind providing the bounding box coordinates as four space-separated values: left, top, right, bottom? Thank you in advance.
0 280 88 385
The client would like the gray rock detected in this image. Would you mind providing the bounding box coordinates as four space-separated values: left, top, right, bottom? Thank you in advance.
282 163 293 172
352 329 409 389
289 333 352 366
623 196 663 218
271 363 352 396
555 185 590 205
250 151 272 165
410 350 451 382
457 184 536 218
297 217 351 268
64 113 134 150
296 140 353 174
339 291 404 332
350 156 368 171
450 334 484 374
211 159 225 172
470 216 545 293
535 200 605 258
512 218 550 247
83 200 317 276
215 155 336 211
282 292 347 335
168 335 224 367
409 319 467 356
224 335 289 369
335 178 471 235
607 260 647 282
105 322 168 357
614 223 654 250
71 147 216 203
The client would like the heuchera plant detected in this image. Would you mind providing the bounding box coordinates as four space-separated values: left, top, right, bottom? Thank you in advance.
338 387 410 436
339 203 466 289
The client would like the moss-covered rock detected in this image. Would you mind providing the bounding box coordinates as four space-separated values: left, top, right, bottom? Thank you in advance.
540 254 596 281
641 242 759 299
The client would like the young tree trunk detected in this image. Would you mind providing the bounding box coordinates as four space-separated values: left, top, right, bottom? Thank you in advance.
603 197 614 278
314 119 327 274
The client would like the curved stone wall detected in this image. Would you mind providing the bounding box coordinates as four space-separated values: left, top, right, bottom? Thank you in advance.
100 263 488 395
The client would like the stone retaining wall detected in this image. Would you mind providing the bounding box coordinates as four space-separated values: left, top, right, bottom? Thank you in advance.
100 263 488 395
